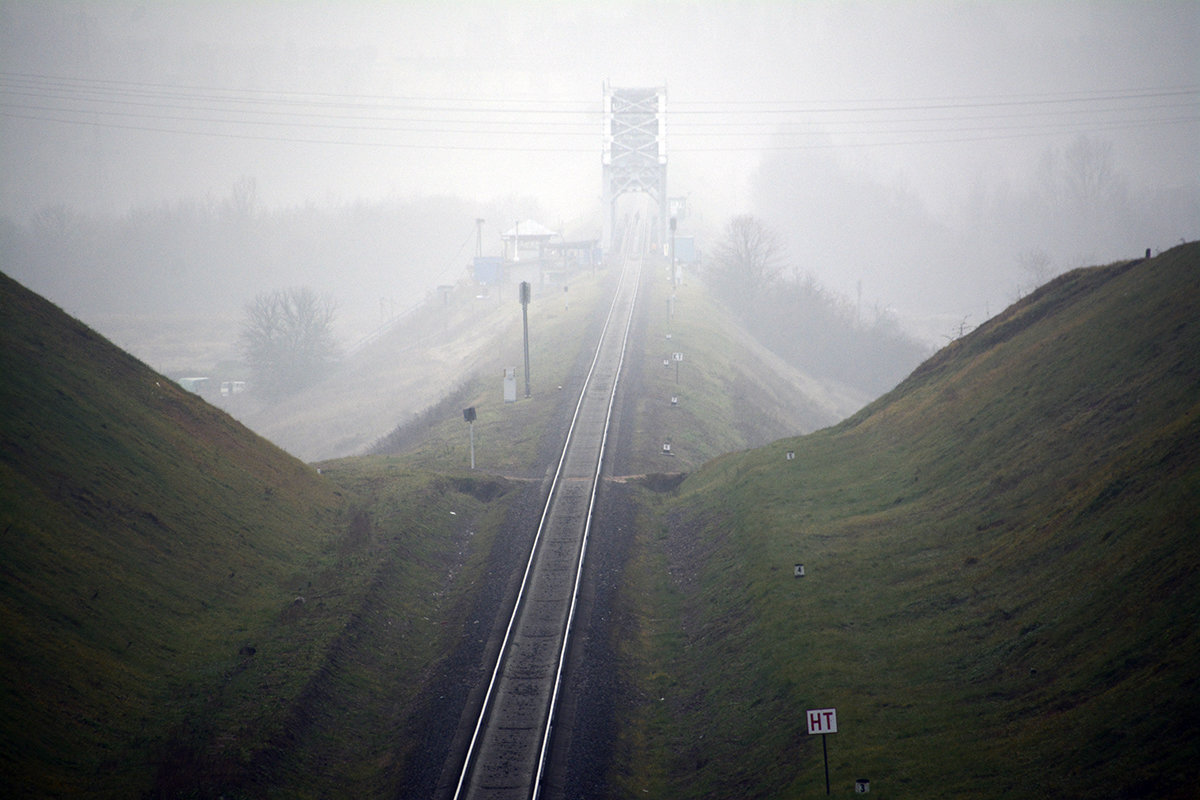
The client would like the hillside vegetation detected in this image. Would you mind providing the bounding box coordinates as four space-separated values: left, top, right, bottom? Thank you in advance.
615 263 867 475
613 243 1200 797
231 247 869 464
0 251 862 797
4 239 1196 798
0 271 525 797
368 260 867 477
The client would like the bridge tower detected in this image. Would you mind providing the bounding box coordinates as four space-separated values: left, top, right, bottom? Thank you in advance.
602 82 668 253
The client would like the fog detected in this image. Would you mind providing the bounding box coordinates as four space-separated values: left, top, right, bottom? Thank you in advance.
3 1 1197 344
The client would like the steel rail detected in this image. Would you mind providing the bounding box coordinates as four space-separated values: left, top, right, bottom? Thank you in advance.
532 251 642 799
452 237 644 800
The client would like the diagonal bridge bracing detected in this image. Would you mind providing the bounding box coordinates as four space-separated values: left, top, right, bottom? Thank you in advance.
602 83 667 253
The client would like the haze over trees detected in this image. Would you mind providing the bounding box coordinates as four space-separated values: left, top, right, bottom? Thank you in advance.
708 215 785 305
707 215 929 395
2 3 1194 352
0 188 552 353
750 133 1198 334
240 287 339 400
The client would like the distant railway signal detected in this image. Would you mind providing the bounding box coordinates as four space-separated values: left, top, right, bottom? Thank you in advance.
463 406 476 469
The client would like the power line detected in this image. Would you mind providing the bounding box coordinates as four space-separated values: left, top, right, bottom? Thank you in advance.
2 70 1195 152
0 110 599 152
5 84 1191 134
4 71 1193 119
5 105 1193 154
4 69 1193 109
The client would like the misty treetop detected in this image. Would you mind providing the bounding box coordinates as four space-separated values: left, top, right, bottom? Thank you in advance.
240 287 340 399
706 215 930 395
0 190 529 322
708 215 785 305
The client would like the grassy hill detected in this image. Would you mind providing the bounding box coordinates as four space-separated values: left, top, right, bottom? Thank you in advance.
0 271 526 797
220 276 588 463
367 261 867 477
611 242 1200 797
227 253 866 466
6 238 1196 798
613 263 867 475
0 255 856 798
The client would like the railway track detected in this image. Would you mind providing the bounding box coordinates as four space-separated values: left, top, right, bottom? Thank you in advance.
452 241 645 800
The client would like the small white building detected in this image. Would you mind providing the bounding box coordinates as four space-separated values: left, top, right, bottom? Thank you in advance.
502 219 559 263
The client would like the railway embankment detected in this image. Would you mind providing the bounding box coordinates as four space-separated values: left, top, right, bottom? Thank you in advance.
8 242 1193 798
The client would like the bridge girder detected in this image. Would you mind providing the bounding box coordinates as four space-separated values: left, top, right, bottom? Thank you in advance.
602 83 667 252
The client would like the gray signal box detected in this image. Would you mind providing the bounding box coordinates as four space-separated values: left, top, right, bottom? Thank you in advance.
504 367 517 403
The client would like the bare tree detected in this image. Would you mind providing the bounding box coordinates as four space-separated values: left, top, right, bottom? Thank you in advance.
1017 249 1054 292
1035 135 1125 224
708 215 784 307
1063 135 1119 217
240 287 339 398
222 175 259 224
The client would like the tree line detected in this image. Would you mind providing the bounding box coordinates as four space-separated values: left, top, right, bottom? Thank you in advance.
707 215 930 396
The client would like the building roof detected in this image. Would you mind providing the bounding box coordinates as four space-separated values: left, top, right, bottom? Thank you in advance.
502 219 558 239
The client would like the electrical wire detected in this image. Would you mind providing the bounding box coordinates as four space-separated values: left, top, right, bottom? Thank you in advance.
2 71 1195 153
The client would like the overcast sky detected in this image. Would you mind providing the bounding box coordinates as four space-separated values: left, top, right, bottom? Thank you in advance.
2 1 1196 224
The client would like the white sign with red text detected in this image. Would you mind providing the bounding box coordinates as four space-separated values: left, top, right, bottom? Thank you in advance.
806 707 838 735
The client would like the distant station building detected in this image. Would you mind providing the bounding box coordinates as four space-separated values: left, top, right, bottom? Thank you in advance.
543 239 601 283
503 219 557 264
503 219 556 290
473 255 504 286
471 220 600 299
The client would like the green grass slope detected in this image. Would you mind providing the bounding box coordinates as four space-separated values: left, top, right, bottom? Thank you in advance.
0 270 350 795
617 263 868 476
0 271 522 797
365 268 625 475
0 252 863 798
371 260 868 478
615 243 1200 798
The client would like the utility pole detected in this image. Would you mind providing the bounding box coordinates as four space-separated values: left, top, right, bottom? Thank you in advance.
475 218 485 258
520 281 531 398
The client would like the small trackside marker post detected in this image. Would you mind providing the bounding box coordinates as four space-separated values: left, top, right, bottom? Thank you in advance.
807 708 837 794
